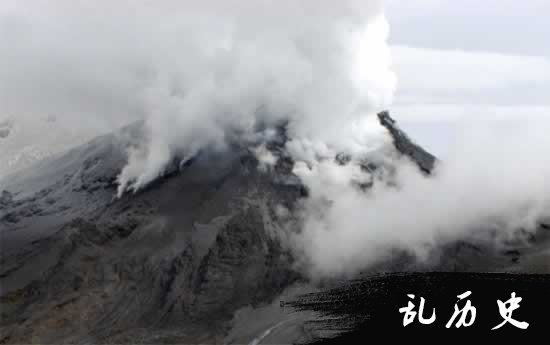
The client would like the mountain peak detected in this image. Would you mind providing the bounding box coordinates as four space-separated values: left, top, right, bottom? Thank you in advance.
378 111 436 174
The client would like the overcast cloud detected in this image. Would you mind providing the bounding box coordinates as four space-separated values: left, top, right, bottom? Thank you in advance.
386 1 550 155
387 0 550 56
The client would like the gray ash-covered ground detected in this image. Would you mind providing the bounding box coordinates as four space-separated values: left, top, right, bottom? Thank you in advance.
1 113 549 344
0 126 303 343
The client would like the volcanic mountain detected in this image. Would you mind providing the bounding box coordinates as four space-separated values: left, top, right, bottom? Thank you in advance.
1 112 548 344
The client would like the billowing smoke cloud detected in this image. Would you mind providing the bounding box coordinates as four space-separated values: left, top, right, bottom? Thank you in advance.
291 116 550 277
0 0 396 195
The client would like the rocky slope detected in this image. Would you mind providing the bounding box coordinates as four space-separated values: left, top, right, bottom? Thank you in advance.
1 112 548 344
0 123 307 343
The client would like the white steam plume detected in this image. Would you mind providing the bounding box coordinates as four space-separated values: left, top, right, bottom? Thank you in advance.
291 116 550 277
0 0 396 194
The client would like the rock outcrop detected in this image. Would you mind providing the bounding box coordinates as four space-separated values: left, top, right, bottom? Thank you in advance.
378 111 436 174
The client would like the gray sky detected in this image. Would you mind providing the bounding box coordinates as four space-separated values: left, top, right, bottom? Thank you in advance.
385 0 550 156
387 0 550 57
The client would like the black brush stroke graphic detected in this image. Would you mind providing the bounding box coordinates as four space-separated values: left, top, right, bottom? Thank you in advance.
288 272 550 343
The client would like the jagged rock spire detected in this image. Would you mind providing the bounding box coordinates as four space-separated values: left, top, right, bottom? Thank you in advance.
378 111 436 174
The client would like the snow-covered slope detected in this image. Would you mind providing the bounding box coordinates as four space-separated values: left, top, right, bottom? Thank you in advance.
0 115 105 179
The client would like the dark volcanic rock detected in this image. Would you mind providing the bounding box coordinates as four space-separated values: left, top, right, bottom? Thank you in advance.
378 111 437 174
0 129 303 344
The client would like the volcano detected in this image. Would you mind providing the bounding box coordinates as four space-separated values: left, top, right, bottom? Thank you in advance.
1 112 549 344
